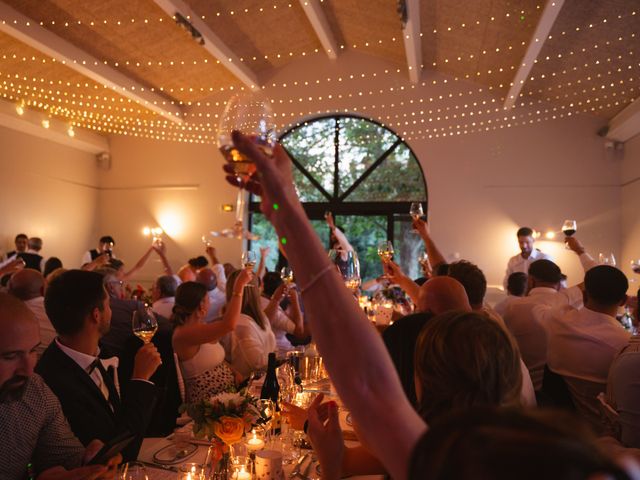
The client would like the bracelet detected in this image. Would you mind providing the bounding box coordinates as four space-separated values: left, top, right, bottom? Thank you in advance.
299 264 334 294
232 292 243 298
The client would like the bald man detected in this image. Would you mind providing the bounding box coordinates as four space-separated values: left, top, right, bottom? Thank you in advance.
196 267 226 323
8 269 55 356
0 293 118 479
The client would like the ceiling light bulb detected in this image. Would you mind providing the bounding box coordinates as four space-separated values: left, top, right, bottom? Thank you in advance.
67 125 75 137
16 103 25 115
41 118 50 129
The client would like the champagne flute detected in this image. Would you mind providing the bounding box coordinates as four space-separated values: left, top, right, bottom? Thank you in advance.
377 241 394 263
132 305 158 344
280 266 294 285
215 92 276 240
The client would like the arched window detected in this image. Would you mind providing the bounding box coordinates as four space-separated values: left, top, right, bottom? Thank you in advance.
250 114 428 282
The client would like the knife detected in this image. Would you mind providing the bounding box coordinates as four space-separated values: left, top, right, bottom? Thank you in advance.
290 453 309 478
137 460 179 472
300 456 314 480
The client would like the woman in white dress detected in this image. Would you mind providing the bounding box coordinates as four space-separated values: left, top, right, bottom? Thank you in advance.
171 269 252 403
225 269 276 379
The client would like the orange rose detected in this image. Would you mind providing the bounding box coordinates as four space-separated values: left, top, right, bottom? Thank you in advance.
213 416 245 445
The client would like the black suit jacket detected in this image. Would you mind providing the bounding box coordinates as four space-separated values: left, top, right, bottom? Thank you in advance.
35 341 157 461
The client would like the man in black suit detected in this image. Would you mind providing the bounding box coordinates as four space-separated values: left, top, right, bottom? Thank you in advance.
36 270 162 461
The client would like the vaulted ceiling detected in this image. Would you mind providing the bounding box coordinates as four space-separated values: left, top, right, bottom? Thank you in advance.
0 0 637 147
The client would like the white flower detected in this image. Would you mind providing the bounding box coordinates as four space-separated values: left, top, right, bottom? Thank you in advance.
210 392 242 407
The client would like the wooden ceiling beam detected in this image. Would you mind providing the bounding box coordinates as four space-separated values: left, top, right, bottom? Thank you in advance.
152 0 260 90
299 0 338 60
503 0 565 109
401 0 422 84
0 2 184 124
606 96 640 143
0 99 109 154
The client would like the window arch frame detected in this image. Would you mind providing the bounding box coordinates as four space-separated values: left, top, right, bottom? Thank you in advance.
249 113 428 242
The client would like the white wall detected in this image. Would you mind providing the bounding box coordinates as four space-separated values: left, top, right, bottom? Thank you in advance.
0 125 99 267
621 134 640 290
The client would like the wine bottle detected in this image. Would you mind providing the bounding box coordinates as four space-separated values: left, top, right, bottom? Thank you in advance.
260 352 281 434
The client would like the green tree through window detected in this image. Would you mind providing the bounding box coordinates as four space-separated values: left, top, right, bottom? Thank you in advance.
249 114 428 284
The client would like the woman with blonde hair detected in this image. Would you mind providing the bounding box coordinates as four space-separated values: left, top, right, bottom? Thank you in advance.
171 268 252 403
225 269 276 379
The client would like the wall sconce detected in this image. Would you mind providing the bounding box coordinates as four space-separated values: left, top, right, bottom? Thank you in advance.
545 231 556 240
221 204 234 212
142 226 164 245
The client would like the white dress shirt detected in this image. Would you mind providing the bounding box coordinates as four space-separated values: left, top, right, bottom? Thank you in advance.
504 248 551 290
503 286 583 390
24 296 56 357
607 336 640 447
211 263 227 294
55 338 120 402
204 288 226 324
228 314 276 378
152 296 175 319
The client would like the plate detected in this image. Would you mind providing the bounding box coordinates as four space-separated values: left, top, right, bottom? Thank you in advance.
152 442 198 465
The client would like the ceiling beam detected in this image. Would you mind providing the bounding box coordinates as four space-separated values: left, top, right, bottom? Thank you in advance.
401 0 422 84
299 0 338 60
0 99 109 154
503 0 565 109
0 2 183 124
152 0 260 90
607 96 640 143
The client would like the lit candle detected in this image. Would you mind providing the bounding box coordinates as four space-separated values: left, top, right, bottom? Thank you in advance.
246 429 265 452
233 466 251 480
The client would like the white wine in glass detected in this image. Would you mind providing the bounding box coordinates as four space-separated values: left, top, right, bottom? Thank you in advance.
377 241 394 263
329 249 360 294
215 92 276 240
132 306 158 344
280 266 294 285
241 250 257 270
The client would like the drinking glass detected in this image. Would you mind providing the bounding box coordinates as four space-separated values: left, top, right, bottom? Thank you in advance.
329 250 360 293
119 462 148 480
409 202 423 220
215 92 276 240
599 252 617 267
562 220 577 250
377 241 394 264
280 266 294 285
132 305 158 344
241 251 257 270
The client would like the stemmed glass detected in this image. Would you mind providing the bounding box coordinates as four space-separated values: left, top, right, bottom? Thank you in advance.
256 398 275 442
241 250 257 270
599 252 617 266
329 250 360 293
119 462 148 480
280 266 294 285
377 241 394 263
215 92 276 240
132 305 158 344
562 220 577 249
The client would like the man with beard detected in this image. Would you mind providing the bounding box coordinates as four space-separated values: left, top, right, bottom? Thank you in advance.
0 293 119 479
36 270 161 461
503 226 551 290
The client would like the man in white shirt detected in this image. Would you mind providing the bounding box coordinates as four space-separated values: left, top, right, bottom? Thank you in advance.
196 268 226 323
8 268 55 356
503 227 551 290
151 275 177 319
494 272 528 318
537 265 631 431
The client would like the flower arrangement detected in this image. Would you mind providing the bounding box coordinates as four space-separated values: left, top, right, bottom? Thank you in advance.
181 391 261 446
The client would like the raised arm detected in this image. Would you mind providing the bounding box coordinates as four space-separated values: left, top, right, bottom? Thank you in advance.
121 247 154 281
173 269 252 348
413 218 446 267
231 132 425 480
152 241 174 276
326 212 354 252
257 246 270 279
383 260 420 307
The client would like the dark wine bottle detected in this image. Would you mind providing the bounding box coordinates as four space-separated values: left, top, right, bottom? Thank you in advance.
260 352 281 434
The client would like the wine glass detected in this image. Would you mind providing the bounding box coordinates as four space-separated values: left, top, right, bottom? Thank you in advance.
377 241 394 264
241 251 257 270
215 92 276 240
409 202 423 220
328 249 360 293
256 398 275 440
599 252 617 267
132 305 158 344
119 462 148 480
561 220 577 250
280 266 294 285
